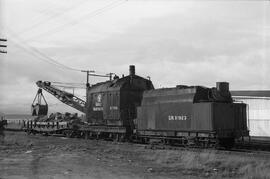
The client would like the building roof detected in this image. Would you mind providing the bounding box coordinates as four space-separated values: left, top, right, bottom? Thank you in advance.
231 91 270 98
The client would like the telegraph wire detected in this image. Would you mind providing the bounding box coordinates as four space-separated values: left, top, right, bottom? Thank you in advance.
28 0 125 40
9 38 78 72
9 37 114 77
2 0 126 75
4 0 124 76
19 0 93 35
88 73 109 77
20 1 60 29
27 0 127 41
12 40 78 71
6 27 82 72
25 44 82 72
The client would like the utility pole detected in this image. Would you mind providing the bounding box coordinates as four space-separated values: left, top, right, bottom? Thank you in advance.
81 69 115 116
81 70 95 115
0 38 7 54
81 70 115 87
106 72 115 81
81 70 95 88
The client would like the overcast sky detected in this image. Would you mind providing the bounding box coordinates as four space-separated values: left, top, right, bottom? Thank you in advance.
0 0 269 114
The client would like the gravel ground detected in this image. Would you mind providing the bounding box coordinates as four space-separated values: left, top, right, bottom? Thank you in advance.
1 131 270 179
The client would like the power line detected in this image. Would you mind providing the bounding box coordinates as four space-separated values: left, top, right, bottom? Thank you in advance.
9 38 82 72
26 0 126 41
9 36 115 78
31 0 125 40
19 0 92 35
2 0 127 73
7 28 82 72
26 45 82 72
20 1 60 30
88 73 110 78
5 0 126 76
9 37 116 79
9 40 66 68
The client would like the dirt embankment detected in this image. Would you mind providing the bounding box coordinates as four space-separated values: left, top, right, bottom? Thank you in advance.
1 131 270 179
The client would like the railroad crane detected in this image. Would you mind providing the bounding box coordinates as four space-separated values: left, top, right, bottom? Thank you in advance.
26 66 249 149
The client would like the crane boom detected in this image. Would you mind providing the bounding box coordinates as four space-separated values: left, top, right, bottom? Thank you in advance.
36 81 86 113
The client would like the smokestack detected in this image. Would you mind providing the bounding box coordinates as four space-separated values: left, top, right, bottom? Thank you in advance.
216 82 229 93
129 65 135 76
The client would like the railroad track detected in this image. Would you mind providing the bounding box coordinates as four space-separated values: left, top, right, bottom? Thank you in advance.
235 138 270 152
10 127 270 154
225 148 270 155
139 140 270 155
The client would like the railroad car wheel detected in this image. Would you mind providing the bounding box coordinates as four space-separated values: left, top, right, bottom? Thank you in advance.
27 130 31 135
118 134 125 142
217 138 235 149
141 137 149 144
64 130 74 138
84 132 89 139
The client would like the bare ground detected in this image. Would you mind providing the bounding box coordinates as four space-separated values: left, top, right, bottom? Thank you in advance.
0 131 270 179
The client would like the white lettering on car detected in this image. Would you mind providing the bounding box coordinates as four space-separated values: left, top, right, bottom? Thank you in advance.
168 115 187 121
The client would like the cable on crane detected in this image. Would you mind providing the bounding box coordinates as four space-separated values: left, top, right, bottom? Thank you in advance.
51 84 86 89
51 81 85 85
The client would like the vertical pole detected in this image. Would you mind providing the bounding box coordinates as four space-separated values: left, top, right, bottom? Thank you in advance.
38 93 41 104
85 71 89 119
81 70 94 121
86 70 89 86
81 70 94 88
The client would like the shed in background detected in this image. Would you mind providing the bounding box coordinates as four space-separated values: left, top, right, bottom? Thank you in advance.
231 91 270 137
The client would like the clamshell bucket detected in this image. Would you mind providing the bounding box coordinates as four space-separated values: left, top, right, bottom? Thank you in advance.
31 89 48 116
31 104 48 116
